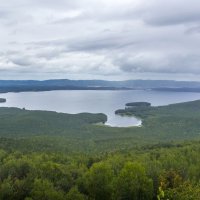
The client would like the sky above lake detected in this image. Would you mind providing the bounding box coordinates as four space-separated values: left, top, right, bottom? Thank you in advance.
0 0 200 80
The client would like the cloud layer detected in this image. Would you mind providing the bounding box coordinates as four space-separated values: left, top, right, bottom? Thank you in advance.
1 0 200 80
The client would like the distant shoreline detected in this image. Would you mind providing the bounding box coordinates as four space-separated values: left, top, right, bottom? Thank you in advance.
0 87 143 94
1 79 200 93
1 87 200 94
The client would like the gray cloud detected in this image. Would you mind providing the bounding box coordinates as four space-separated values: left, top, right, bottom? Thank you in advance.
138 0 200 26
0 0 200 80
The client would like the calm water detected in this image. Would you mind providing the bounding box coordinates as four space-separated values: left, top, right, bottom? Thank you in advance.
1 90 200 127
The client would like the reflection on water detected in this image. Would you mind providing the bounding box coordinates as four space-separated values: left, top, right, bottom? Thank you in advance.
1 90 200 127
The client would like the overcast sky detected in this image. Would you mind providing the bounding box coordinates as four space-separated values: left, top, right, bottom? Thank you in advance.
1 0 200 80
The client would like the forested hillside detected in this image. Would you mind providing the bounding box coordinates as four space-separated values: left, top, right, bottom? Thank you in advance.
1 100 200 152
1 100 200 199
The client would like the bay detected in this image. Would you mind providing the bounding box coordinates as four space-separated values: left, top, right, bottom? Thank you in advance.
1 90 200 127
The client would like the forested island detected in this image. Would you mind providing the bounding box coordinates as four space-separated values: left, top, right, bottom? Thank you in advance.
0 98 6 103
115 101 152 117
0 100 200 199
125 102 151 107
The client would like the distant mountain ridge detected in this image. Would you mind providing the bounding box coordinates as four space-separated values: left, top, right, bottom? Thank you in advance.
0 79 200 93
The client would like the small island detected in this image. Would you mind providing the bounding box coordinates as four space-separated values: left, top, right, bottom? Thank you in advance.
126 102 151 107
115 102 152 116
0 98 6 103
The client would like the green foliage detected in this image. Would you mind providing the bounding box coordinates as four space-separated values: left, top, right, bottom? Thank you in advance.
1 100 200 199
0 141 200 199
157 186 164 200
85 162 114 200
164 182 200 200
30 179 65 200
114 162 153 200
66 187 86 200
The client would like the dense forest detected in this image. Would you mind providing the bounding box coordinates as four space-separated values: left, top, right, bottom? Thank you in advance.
1 100 200 199
1 140 200 199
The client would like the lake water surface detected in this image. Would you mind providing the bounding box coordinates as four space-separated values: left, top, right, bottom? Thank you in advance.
1 90 200 127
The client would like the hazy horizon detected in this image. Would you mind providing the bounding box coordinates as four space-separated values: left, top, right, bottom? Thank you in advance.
1 78 200 82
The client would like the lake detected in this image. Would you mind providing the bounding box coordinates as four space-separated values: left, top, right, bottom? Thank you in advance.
1 90 200 127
